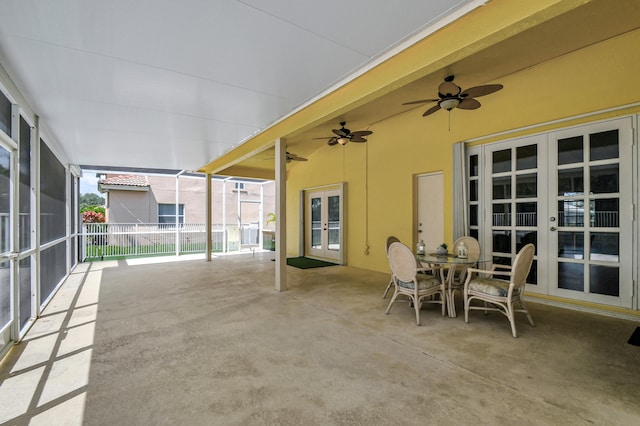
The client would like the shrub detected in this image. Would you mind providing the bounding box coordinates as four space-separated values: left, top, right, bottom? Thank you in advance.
82 210 106 223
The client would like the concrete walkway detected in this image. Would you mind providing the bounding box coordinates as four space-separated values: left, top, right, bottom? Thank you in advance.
1 252 639 425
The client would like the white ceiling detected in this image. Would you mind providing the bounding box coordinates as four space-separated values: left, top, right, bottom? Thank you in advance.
0 0 479 171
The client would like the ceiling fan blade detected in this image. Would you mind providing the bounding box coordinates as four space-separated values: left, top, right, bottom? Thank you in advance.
402 98 439 105
332 128 348 137
457 98 481 110
351 130 372 137
423 104 441 116
327 138 338 146
291 157 307 161
438 81 461 97
350 136 367 143
460 84 503 98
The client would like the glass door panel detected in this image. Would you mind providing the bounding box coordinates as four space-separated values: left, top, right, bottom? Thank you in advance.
305 188 342 262
485 138 542 286
327 195 340 253
468 154 480 240
0 144 12 341
310 196 322 250
19 258 31 329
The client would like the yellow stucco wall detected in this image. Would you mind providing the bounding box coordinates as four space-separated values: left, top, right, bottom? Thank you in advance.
286 28 640 274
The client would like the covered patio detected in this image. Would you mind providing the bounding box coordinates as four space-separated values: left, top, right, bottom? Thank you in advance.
1 253 638 424
1 1 640 423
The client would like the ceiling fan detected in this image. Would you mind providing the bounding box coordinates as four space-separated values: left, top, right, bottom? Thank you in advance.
314 121 373 146
402 75 503 116
285 152 307 163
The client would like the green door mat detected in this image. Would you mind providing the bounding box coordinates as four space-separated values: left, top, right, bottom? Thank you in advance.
286 257 337 269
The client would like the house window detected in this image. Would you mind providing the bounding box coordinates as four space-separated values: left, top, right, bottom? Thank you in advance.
158 204 184 225
234 182 244 190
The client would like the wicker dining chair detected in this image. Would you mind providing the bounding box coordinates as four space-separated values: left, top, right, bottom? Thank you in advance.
448 236 481 312
385 242 445 325
382 236 401 299
463 243 536 337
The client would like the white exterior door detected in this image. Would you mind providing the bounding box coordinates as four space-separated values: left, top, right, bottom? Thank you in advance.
305 188 342 262
471 117 634 308
547 119 633 307
417 172 444 253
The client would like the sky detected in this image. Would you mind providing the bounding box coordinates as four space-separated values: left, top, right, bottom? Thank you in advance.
80 173 100 195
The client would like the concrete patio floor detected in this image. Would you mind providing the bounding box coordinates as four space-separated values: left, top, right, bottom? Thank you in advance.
1 251 639 425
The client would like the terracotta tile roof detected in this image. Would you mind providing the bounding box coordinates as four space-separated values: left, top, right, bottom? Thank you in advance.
100 175 149 187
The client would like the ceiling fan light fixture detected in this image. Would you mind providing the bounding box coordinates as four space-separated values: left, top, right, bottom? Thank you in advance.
439 98 460 111
337 137 349 145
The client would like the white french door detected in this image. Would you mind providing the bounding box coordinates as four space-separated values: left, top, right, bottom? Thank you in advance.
472 117 634 308
547 120 632 306
305 188 342 262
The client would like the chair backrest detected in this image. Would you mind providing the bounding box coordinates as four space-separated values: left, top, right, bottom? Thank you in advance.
452 236 480 260
386 236 400 255
511 243 535 289
388 242 417 283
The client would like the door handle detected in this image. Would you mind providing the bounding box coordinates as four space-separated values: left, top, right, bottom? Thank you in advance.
418 230 422 233
550 226 557 232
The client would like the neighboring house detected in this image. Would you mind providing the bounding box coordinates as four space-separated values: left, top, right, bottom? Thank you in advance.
97 173 275 231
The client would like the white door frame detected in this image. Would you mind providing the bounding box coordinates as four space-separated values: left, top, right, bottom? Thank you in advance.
303 183 344 263
416 172 444 253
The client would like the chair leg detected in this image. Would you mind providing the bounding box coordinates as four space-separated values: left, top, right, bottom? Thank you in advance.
507 300 517 338
519 297 536 327
413 296 421 326
382 278 393 299
464 295 470 324
385 290 399 314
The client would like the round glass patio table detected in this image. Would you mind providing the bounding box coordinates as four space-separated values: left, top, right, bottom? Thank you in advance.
416 253 492 318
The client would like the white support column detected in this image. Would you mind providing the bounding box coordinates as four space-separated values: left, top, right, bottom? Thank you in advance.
237 181 241 228
222 179 227 253
275 138 287 292
259 183 264 249
175 174 180 256
237 180 241 250
10 103 20 339
205 173 212 261
33 116 41 317
65 166 71 273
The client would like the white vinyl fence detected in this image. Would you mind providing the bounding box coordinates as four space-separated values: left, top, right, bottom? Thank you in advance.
81 223 261 261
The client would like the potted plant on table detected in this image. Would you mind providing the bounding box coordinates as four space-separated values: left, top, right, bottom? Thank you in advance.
436 242 448 256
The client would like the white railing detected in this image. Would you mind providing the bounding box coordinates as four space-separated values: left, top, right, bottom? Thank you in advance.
81 223 261 261
492 211 619 227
